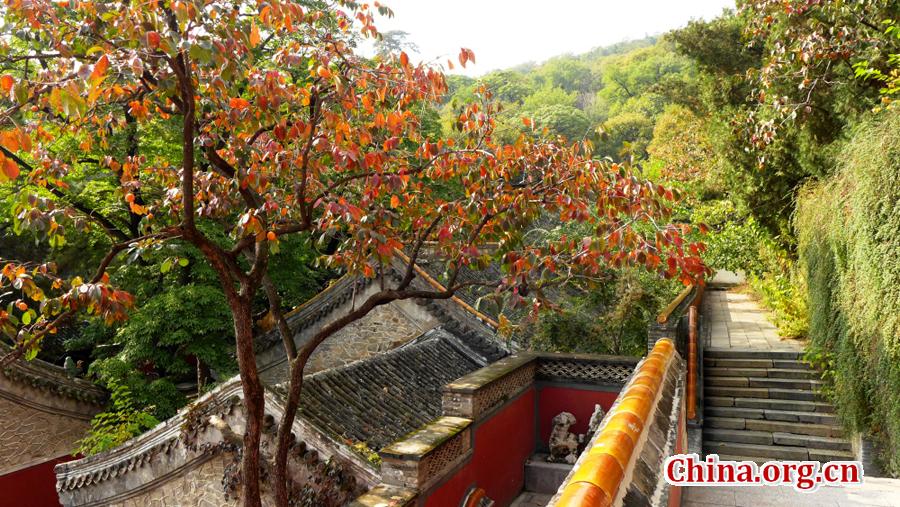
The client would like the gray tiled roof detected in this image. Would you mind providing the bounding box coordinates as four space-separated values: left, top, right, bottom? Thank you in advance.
295 329 481 450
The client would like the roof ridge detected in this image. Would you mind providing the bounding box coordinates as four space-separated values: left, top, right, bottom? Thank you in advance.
0 342 106 405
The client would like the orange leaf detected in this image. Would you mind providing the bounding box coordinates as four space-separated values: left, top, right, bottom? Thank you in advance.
458 49 468 68
399 51 409 67
90 54 109 84
0 155 19 182
250 23 261 47
0 75 14 93
229 97 250 110
390 195 400 208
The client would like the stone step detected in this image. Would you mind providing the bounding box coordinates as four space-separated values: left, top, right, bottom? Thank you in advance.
704 441 809 460
705 386 821 402
705 349 802 360
703 428 852 452
703 357 809 370
772 432 851 451
707 453 769 466
705 396 834 413
705 417 843 439
744 419 844 438
705 376 823 390
705 406 839 425
705 428 775 446
705 416 747 430
706 450 856 465
704 367 818 380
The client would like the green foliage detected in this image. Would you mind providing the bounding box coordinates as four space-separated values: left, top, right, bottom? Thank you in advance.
76 381 159 456
647 104 714 185
521 86 577 111
689 200 767 275
535 56 595 94
597 111 654 159
529 105 592 142
796 111 900 475
83 282 235 420
746 268 809 340
481 71 535 105
531 269 680 357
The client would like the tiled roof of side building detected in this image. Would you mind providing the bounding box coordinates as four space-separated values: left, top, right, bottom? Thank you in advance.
289 328 483 451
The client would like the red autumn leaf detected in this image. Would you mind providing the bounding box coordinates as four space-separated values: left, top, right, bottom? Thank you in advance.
147 31 161 49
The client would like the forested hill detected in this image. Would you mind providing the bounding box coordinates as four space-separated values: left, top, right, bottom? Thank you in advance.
441 35 697 161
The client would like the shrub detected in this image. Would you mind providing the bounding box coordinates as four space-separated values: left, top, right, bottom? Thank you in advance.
796 111 900 475
76 381 159 456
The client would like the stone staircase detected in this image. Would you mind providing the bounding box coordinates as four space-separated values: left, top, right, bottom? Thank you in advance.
702 349 853 463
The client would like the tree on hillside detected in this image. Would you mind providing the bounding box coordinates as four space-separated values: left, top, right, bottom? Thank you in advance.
0 2 705 505
738 0 897 146
373 30 419 58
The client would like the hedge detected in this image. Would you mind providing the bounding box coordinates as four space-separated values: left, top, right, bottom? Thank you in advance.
796 110 900 475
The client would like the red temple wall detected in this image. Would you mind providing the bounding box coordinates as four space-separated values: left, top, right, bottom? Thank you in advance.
0 454 78 507
425 383 624 506
425 387 536 507
536 385 619 446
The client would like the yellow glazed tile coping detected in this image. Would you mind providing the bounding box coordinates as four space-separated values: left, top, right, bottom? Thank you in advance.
556 338 675 507
442 353 536 393
656 284 695 324
379 416 471 460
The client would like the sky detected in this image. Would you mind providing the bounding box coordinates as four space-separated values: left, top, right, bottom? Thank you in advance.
361 0 736 76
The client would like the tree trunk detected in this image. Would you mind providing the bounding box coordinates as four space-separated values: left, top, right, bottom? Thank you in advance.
230 295 266 507
272 290 399 506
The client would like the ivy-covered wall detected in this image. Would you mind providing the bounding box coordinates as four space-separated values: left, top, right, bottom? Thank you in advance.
796 112 900 475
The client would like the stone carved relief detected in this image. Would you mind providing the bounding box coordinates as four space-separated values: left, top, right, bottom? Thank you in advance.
0 396 89 473
547 412 579 464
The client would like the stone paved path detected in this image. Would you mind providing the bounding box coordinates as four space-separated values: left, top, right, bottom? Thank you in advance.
683 477 900 506
689 287 900 506
703 289 803 351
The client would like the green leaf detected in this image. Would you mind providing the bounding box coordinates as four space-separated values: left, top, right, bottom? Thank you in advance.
160 259 172 273
178 258 189 267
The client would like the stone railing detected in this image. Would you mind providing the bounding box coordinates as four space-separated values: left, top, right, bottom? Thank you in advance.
649 283 705 425
549 338 686 507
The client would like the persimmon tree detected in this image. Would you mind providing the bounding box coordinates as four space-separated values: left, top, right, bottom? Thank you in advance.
738 0 898 151
0 1 705 505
